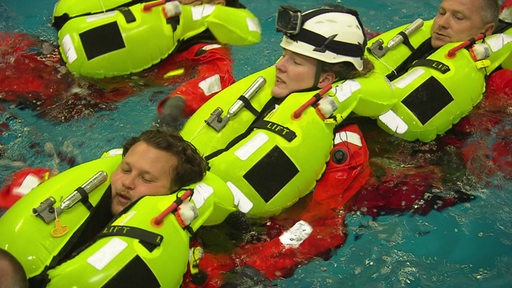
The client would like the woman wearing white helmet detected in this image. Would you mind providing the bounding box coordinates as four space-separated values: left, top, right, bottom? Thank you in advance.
179 4 374 287
272 4 374 98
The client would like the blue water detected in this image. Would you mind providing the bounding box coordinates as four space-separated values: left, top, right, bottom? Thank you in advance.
1 0 511 287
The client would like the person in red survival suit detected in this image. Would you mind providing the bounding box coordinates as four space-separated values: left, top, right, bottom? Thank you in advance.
426 1 512 184
343 0 512 218
0 0 249 124
0 32 136 122
181 112 487 288
180 123 372 288
349 0 512 218
153 0 248 130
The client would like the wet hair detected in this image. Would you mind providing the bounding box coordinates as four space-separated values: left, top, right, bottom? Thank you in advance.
0 249 28 288
122 129 208 190
320 58 374 80
481 0 500 25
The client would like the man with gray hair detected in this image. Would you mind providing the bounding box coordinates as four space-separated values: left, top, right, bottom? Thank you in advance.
431 0 499 48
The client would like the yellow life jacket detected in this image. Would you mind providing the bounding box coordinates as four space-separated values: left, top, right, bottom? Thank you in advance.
0 150 236 287
358 19 512 141
52 0 148 29
57 2 261 78
181 66 361 217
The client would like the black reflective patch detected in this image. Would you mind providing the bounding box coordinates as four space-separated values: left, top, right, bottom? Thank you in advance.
243 146 299 202
103 256 160 288
79 22 125 60
401 77 454 125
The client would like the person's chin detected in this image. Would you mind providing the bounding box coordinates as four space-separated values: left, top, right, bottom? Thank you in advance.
271 86 288 98
431 35 449 48
111 197 129 215
111 204 122 216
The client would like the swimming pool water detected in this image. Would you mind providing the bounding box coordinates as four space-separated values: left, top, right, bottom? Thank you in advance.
1 1 511 287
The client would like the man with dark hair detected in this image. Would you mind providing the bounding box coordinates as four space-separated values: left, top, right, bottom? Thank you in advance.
110 128 208 215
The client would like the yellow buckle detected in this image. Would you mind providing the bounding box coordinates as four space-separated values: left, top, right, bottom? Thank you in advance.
475 59 491 69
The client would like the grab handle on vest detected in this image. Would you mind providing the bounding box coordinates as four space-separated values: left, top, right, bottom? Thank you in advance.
143 0 165 12
32 171 107 224
293 84 332 119
387 18 424 49
59 171 108 210
228 76 266 118
206 76 266 131
446 33 485 58
152 190 193 227
369 18 424 58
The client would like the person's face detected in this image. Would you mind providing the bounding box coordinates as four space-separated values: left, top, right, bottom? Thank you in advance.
178 0 226 5
110 141 178 215
431 0 494 48
272 49 320 98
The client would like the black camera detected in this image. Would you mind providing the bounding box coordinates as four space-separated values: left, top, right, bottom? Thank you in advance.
276 5 302 35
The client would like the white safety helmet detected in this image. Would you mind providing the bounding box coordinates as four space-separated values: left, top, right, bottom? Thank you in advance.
277 5 367 71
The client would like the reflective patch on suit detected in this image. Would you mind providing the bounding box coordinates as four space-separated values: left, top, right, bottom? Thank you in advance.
192 183 214 209
235 132 268 161
199 74 222 96
279 220 313 249
87 237 128 270
227 181 253 213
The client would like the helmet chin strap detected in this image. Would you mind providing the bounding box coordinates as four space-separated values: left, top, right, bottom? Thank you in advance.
311 61 323 89
293 61 327 94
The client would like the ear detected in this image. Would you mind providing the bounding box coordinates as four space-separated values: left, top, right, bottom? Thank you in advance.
317 72 336 88
484 23 496 35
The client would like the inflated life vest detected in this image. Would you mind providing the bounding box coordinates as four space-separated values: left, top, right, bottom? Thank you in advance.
0 150 236 287
56 1 261 78
52 0 148 29
361 19 512 142
180 66 366 217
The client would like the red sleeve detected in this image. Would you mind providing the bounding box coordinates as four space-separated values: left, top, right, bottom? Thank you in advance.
157 43 236 117
0 32 135 121
0 167 52 210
